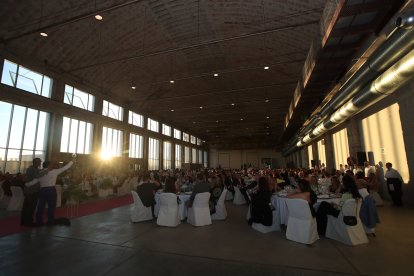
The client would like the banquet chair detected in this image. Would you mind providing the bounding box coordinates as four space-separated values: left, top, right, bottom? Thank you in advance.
252 210 280 233
285 198 319 244
55 185 62 208
326 199 368 245
225 189 234 201
156 193 181 227
7 186 24 211
211 189 228 220
246 192 253 220
130 191 153 223
187 192 211 226
233 186 246 205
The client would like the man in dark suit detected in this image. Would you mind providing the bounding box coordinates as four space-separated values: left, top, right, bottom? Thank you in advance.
136 172 160 215
187 173 210 207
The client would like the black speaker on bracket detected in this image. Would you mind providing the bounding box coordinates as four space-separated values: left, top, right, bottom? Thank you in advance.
357 152 367 166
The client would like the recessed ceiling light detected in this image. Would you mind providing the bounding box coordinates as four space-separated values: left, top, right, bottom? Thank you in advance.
95 14 103 21
199 106 203 109
170 80 175 84
216 120 219 123
170 109 174 112
264 66 269 70
240 118 243 121
131 86 136 90
266 116 270 119
193 121 196 124
265 99 270 103
231 103 235 106
40 32 48 37
266 126 270 128
213 73 219 77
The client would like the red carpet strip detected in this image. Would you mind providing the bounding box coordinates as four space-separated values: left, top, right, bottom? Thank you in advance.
0 194 133 238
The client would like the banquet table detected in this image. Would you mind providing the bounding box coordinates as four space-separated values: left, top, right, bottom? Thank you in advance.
154 192 191 220
271 194 341 225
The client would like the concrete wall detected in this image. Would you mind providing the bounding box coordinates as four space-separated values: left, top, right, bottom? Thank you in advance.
209 148 285 169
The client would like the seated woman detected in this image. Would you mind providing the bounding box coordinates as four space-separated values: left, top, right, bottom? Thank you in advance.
329 175 343 194
209 175 223 214
288 179 317 217
355 171 369 198
316 174 361 235
248 177 273 226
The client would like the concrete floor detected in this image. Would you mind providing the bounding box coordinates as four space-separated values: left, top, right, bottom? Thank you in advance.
0 202 413 276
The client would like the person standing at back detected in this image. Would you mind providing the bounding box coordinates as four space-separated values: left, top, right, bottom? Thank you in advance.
21 158 44 226
136 172 160 216
384 162 404 206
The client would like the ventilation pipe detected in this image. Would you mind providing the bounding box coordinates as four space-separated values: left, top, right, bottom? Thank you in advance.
287 48 414 155
284 10 414 155
296 9 414 141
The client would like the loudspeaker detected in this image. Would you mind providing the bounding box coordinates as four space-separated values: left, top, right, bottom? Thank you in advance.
367 151 375 166
357 152 367 166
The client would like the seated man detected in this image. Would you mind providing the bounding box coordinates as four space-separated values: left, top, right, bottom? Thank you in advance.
187 173 210 207
136 172 160 216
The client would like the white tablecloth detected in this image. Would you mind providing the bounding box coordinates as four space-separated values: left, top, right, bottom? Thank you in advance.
155 193 191 220
271 195 341 225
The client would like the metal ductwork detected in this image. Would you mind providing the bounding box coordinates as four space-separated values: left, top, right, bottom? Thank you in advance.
294 10 414 141
283 10 414 156
285 48 414 155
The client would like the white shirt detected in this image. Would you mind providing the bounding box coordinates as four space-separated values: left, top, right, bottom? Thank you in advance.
385 168 403 182
26 161 73 188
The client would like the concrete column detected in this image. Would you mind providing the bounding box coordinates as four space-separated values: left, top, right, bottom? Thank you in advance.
312 142 318 167
346 117 362 162
324 133 334 172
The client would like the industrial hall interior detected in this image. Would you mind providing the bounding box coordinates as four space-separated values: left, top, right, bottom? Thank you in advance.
1 0 414 275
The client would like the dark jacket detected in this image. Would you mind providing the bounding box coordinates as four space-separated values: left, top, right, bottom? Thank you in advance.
251 189 273 226
136 182 157 207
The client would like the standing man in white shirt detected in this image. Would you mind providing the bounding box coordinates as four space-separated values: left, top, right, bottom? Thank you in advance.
384 162 404 207
26 158 74 225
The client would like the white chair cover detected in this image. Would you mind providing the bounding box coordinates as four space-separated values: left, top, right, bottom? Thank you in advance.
130 191 153 223
252 210 281 233
211 189 228 220
285 198 319 244
7 186 24 211
55 185 62 208
326 199 369 245
225 189 234 201
187 192 211 226
233 186 246 205
246 192 252 220
157 193 181 227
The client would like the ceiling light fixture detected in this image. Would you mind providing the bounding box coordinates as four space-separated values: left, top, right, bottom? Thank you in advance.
231 103 235 106
216 120 219 123
170 80 175 84
265 99 269 103
131 86 136 90
170 109 174 112
240 118 243 121
214 73 219 77
199 106 203 109
95 14 103 20
40 32 48 37
266 116 270 119
264 66 269 70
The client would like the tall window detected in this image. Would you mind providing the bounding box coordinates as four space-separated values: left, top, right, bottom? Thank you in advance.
198 149 203 164
183 132 189 142
190 135 196 144
184 146 190 163
60 117 93 154
0 101 49 173
128 111 144 127
332 128 349 170
102 100 123 121
308 145 313 169
148 138 159 170
1 59 52 98
175 144 182 169
147 118 159 132
192 148 197 163
64 85 94 111
174 129 181 140
101 127 123 158
162 124 171 136
163 141 172 169
197 138 202 146
361 103 409 182
203 150 208 168
317 139 327 168
129 133 143 158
